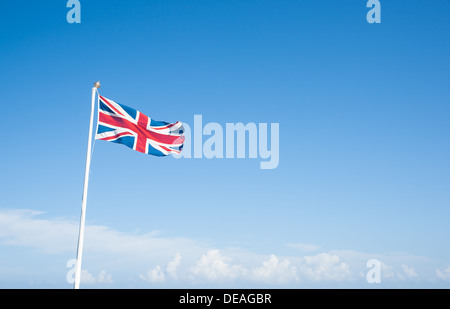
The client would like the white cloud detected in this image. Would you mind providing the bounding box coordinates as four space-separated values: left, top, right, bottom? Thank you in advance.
380 262 420 281
0 208 446 288
166 253 182 279
139 265 165 283
190 249 246 282
436 266 450 281
301 253 352 282
380 261 395 279
401 264 418 279
140 253 182 283
0 209 77 253
252 254 299 284
328 250 434 284
81 269 112 284
0 208 207 260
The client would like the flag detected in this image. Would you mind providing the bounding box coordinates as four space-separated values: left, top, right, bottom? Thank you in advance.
95 95 185 156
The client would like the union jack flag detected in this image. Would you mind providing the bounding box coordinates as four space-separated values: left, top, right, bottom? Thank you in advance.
95 95 185 156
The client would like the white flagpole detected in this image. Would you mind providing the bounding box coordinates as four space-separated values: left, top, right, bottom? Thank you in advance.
74 81 101 289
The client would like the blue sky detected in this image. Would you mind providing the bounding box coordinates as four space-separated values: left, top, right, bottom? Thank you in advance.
0 1 449 288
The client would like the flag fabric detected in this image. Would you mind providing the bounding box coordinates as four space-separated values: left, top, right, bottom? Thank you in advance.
95 95 185 156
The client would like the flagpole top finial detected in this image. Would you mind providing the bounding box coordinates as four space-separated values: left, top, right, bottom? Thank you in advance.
93 81 101 89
